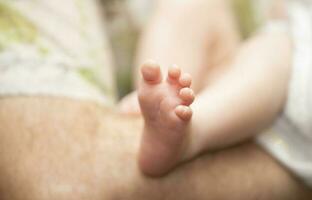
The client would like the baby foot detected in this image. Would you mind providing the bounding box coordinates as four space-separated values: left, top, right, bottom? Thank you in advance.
138 61 195 176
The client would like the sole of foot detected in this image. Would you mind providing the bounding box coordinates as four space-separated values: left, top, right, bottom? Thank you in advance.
138 61 195 176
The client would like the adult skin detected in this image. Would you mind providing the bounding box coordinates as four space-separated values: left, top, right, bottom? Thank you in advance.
0 97 311 200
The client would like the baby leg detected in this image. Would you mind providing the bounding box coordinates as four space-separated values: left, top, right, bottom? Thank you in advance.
138 30 291 177
186 30 292 158
119 0 239 114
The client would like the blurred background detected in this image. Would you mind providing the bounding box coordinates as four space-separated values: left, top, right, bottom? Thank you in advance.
101 0 155 99
100 0 270 99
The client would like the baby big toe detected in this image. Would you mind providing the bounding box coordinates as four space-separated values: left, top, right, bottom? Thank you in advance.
141 61 162 84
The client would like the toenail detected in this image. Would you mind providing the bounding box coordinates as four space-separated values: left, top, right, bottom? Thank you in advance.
169 65 180 75
143 60 160 70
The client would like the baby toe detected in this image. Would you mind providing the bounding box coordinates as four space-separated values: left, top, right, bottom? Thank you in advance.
167 64 181 83
175 105 193 121
179 88 195 106
179 73 192 88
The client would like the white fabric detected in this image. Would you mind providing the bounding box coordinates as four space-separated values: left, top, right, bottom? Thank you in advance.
257 1 312 187
0 0 115 105
0 44 108 104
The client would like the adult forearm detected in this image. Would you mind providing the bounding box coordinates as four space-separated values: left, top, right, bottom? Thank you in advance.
130 143 311 200
0 97 309 200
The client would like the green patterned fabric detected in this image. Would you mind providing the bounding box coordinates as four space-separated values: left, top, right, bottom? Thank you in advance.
0 0 116 104
0 2 38 50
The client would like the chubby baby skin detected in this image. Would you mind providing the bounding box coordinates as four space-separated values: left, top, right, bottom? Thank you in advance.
120 0 293 176
136 30 293 176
